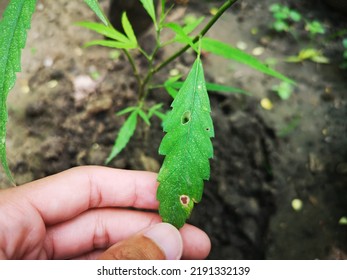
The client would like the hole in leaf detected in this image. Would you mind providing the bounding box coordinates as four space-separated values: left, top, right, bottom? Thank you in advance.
180 195 190 206
205 127 210 131
181 111 191 125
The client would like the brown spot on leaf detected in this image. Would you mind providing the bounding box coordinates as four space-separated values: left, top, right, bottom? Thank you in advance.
180 195 190 206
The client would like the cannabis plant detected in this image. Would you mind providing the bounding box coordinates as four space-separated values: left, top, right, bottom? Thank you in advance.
0 0 293 228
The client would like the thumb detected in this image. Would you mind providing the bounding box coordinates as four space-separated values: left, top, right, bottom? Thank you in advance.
98 223 183 260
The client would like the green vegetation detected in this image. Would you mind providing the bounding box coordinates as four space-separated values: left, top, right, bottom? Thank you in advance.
286 48 329 64
0 0 37 185
269 3 301 33
0 0 293 228
269 3 328 65
342 38 347 69
269 3 325 39
272 81 293 100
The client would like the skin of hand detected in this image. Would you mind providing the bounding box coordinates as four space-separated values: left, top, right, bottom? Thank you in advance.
0 166 211 260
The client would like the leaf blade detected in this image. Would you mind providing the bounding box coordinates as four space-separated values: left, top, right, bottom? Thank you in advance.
106 111 138 164
76 21 130 43
202 37 295 84
84 39 136 50
157 57 214 228
139 0 157 30
83 0 109 26
165 22 198 52
170 81 252 96
121 12 137 46
137 109 151 126
0 0 37 184
183 16 205 35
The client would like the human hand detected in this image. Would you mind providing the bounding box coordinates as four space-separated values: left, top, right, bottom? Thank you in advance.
0 166 211 260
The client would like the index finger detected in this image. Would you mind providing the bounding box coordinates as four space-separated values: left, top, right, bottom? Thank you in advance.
17 166 159 225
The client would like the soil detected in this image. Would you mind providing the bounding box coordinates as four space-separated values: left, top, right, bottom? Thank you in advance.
1 0 347 259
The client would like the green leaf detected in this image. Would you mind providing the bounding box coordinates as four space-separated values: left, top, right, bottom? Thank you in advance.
289 11 301 22
157 57 214 228
305 20 325 35
269 3 281 13
286 48 330 64
285 55 302 63
202 37 295 84
106 111 138 164
121 12 137 46
76 22 130 43
84 0 109 26
165 22 198 52
148 104 167 122
0 0 37 184
153 111 167 121
137 109 151 126
272 81 293 100
205 83 251 95
343 38 347 49
171 81 251 96
273 21 289 32
139 0 157 30
164 75 182 98
310 55 329 64
183 16 205 35
148 103 163 118
116 106 137 116
84 39 136 50
165 86 179 99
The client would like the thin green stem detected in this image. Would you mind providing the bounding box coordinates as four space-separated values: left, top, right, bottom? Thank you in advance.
123 49 142 92
138 10 165 104
152 0 239 75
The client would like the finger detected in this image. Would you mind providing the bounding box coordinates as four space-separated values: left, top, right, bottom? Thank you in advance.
45 209 160 259
98 223 182 260
180 225 211 259
17 166 159 225
44 208 210 260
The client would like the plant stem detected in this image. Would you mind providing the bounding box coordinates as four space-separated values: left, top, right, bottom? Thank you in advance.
152 0 239 75
136 0 239 107
123 49 142 92
138 14 164 104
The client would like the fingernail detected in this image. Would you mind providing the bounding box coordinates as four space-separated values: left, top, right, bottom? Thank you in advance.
144 223 183 260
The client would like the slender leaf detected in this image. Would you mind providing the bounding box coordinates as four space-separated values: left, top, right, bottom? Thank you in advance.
165 86 179 99
202 37 295 84
106 111 138 164
148 104 166 121
164 75 181 98
171 81 251 96
137 109 151 126
121 12 137 46
183 16 205 35
76 21 130 43
205 83 250 95
165 22 198 52
148 103 163 118
153 111 167 121
84 0 109 26
139 0 157 30
157 57 214 228
116 106 137 116
84 39 136 50
0 0 37 184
